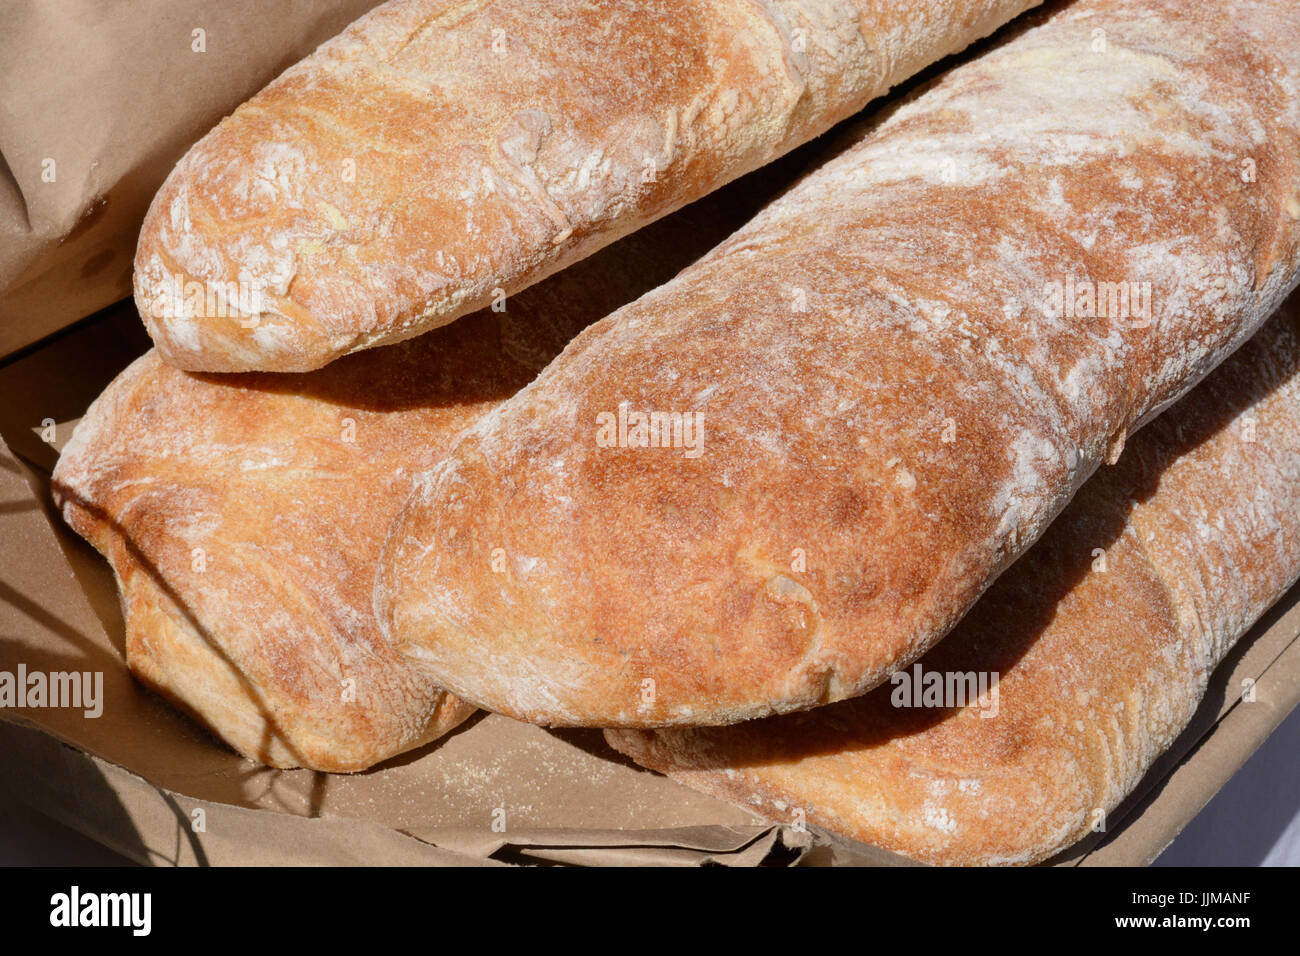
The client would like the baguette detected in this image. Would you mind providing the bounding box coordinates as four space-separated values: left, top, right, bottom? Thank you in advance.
607 298 1300 866
376 0 1300 727
133 0 1041 372
52 159 790 771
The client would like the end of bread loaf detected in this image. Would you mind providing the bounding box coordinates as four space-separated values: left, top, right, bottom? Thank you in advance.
129 70 498 374
50 348 480 772
373 405 996 729
132 162 415 374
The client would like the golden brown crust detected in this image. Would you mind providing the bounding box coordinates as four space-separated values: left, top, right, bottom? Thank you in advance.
378 0 1300 727
133 0 1041 371
607 300 1300 866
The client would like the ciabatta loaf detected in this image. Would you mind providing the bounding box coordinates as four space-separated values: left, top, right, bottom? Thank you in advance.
608 299 1300 866
377 0 1300 727
133 0 1040 371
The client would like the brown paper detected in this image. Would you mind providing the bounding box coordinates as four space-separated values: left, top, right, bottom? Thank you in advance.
0 0 383 360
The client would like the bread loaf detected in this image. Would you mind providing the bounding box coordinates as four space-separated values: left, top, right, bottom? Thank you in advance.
376 0 1300 727
52 338 485 772
53 158 793 771
607 298 1300 866
133 0 1041 372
